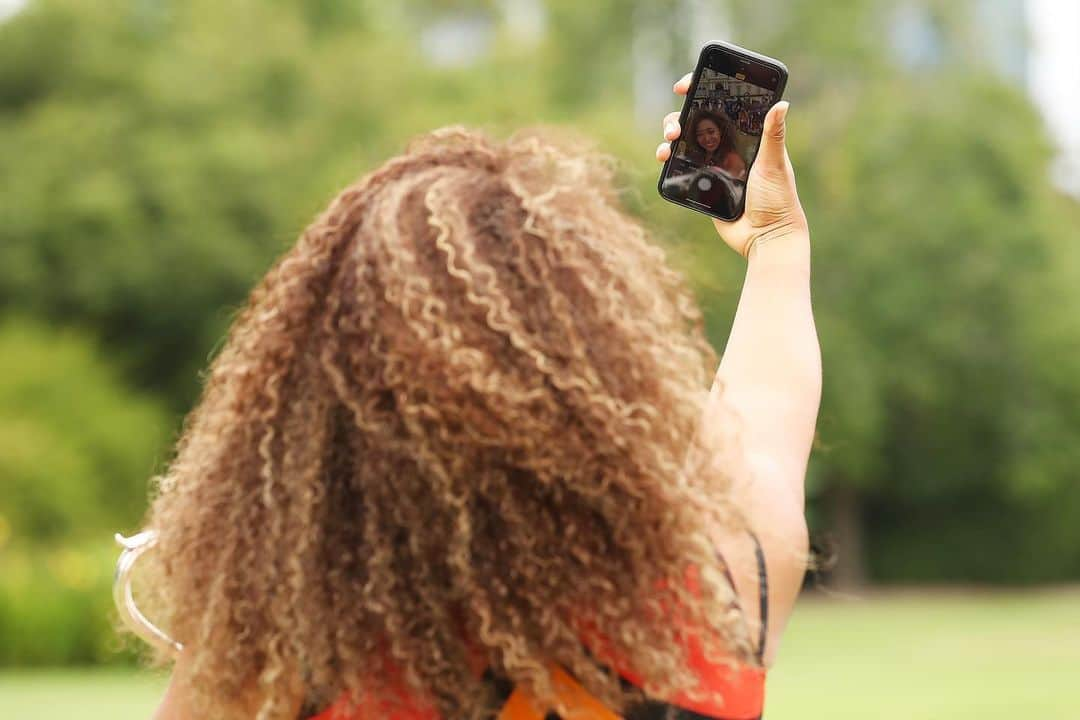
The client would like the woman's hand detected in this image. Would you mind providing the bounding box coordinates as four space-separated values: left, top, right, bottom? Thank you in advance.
656 73 809 259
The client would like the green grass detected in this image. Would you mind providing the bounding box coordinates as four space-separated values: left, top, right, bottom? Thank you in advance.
0 667 166 720
2 588 1078 719
766 587 1080 719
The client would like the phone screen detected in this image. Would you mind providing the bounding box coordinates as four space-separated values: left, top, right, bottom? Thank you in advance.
659 45 785 221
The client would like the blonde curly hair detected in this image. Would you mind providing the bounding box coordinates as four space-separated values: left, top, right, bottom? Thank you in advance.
139 125 758 720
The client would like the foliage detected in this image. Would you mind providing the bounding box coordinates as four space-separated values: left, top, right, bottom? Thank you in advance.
0 0 1079 668
0 541 140 666
0 317 167 667
726 1 1080 582
0 318 169 543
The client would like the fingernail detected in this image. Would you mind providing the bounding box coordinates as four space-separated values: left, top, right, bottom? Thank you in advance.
664 122 676 136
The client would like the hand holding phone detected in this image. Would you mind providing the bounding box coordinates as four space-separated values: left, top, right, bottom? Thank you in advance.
657 42 808 258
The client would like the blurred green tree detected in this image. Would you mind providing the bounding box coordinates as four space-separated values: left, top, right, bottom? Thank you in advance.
0 317 169 543
715 0 1080 585
0 315 169 667
0 0 1078 603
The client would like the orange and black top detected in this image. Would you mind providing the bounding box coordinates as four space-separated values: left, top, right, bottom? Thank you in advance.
307 532 769 720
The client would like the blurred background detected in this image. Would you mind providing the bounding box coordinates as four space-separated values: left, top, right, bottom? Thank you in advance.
1 0 1078 717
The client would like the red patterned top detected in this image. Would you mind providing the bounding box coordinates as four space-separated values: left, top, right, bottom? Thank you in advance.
307 534 769 720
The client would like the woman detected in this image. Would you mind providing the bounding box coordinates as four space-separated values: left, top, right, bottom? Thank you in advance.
142 72 818 719
681 108 747 179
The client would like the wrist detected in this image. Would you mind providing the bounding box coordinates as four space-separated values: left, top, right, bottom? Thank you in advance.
745 228 811 269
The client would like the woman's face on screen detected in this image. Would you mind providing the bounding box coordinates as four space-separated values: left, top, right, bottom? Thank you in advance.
695 119 721 152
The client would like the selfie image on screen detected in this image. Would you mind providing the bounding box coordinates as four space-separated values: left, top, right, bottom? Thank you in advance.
662 67 777 218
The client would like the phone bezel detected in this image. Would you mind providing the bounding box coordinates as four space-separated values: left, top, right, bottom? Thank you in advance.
656 41 789 222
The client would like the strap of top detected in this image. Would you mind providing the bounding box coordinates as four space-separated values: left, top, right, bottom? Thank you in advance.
716 529 768 665
748 530 768 666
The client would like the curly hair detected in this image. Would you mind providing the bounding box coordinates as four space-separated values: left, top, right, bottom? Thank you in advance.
138 125 759 720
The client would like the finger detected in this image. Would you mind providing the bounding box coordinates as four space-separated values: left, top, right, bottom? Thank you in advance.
662 111 681 141
673 72 692 95
655 141 671 162
711 216 736 236
755 101 790 173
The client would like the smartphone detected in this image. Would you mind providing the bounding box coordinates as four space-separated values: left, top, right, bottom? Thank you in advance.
657 41 788 221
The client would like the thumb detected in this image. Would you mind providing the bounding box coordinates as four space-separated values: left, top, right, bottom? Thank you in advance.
756 100 790 172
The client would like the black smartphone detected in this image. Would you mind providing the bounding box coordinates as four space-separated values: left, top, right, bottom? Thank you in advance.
657 41 788 221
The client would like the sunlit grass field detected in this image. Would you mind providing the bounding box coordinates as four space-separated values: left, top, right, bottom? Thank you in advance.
3 588 1078 719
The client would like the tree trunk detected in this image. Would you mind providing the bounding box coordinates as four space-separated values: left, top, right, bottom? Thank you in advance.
825 483 866 590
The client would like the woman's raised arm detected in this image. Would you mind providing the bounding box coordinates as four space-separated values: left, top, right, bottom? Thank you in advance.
658 74 821 665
